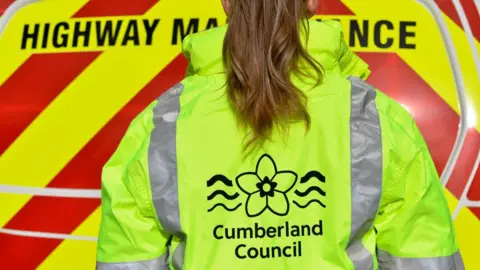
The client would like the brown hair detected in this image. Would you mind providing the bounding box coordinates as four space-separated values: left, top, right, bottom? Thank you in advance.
223 0 323 149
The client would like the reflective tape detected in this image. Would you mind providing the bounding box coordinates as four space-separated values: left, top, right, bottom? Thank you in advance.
347 77 383 270
377 250 465 270
0 184 101 198
0 0 41 38
172 242 185 270
96 255 169 270
0 228 97 241
148 83 184 238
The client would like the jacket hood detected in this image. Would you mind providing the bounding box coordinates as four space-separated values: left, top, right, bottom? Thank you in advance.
182 20 351 76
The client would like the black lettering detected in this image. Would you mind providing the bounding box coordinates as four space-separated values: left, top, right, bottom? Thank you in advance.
21 24 40 49
238 227 253 239
248 247 259 258
400 21 416 49
53 22 69 48
225 227 235 239
260 247 270 258
172 18 199 45
301 225 311 236
205 18 218 29
96 20 123 46
285 222 290 237
312 220 323 235
72 21 91 47
255 223 265 238
283 246 292 257
143 19 160 45
293 242 297 256
278 225 284 237
213 225 224 239
350 20 369 47
122 20 140 46
299 241 302 256
272 246 281 258
41 23 50 49
235 244 247 259
267 227 276 238
291 225 300 237
374 20 394 48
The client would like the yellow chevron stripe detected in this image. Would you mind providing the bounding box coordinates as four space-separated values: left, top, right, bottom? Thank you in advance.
37 207 101 270
342 0 480 131
0 0 88 86
0 193 30 226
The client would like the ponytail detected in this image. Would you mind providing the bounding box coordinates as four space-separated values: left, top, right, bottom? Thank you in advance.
223 0 323 149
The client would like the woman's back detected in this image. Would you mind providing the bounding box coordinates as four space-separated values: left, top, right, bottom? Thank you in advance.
96 1 463 269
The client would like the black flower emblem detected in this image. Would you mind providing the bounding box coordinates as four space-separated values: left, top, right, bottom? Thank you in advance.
236 154 297 217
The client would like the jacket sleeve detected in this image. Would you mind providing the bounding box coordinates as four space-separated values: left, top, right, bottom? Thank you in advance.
374 92 464 269
323 20 371 80
96 102 171 269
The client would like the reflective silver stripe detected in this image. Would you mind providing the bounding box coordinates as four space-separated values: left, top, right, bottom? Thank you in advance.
377 250 465 270
96 255 169 270
172 242 185 270
0 184 101 198
347 77 383 270
148 83 184 238
0 228 97 241
0 0 41 38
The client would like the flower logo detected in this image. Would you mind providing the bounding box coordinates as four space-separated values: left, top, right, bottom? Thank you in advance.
236 154 297 217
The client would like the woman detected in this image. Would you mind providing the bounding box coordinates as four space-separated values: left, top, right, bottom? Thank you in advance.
96 0 463 269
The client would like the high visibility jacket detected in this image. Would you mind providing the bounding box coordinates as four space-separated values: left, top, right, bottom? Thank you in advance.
96 20 463 270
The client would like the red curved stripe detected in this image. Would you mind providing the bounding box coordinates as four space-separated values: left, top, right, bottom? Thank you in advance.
436 0 480 42
0 0 14 16
460 0 480 43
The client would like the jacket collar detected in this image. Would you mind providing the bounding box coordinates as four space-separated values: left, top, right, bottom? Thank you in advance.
182 20 342 76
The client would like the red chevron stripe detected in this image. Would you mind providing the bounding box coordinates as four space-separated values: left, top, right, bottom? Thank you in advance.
360 52 480 220
0 55 187 268
436 0 480 42
0 235 63 270
467 151 480 200
450 128 480 199
3 197 100 233
0 52 101 156
0 197 100 269
316 0 354 15
0 0 14 16
73 0 158 17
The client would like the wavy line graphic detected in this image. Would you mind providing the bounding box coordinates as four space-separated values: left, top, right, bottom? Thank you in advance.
207 203 242 213
207 190 240 201
293 200 326 209
300 171 326 184
295 186 326 197
207 174 233 187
